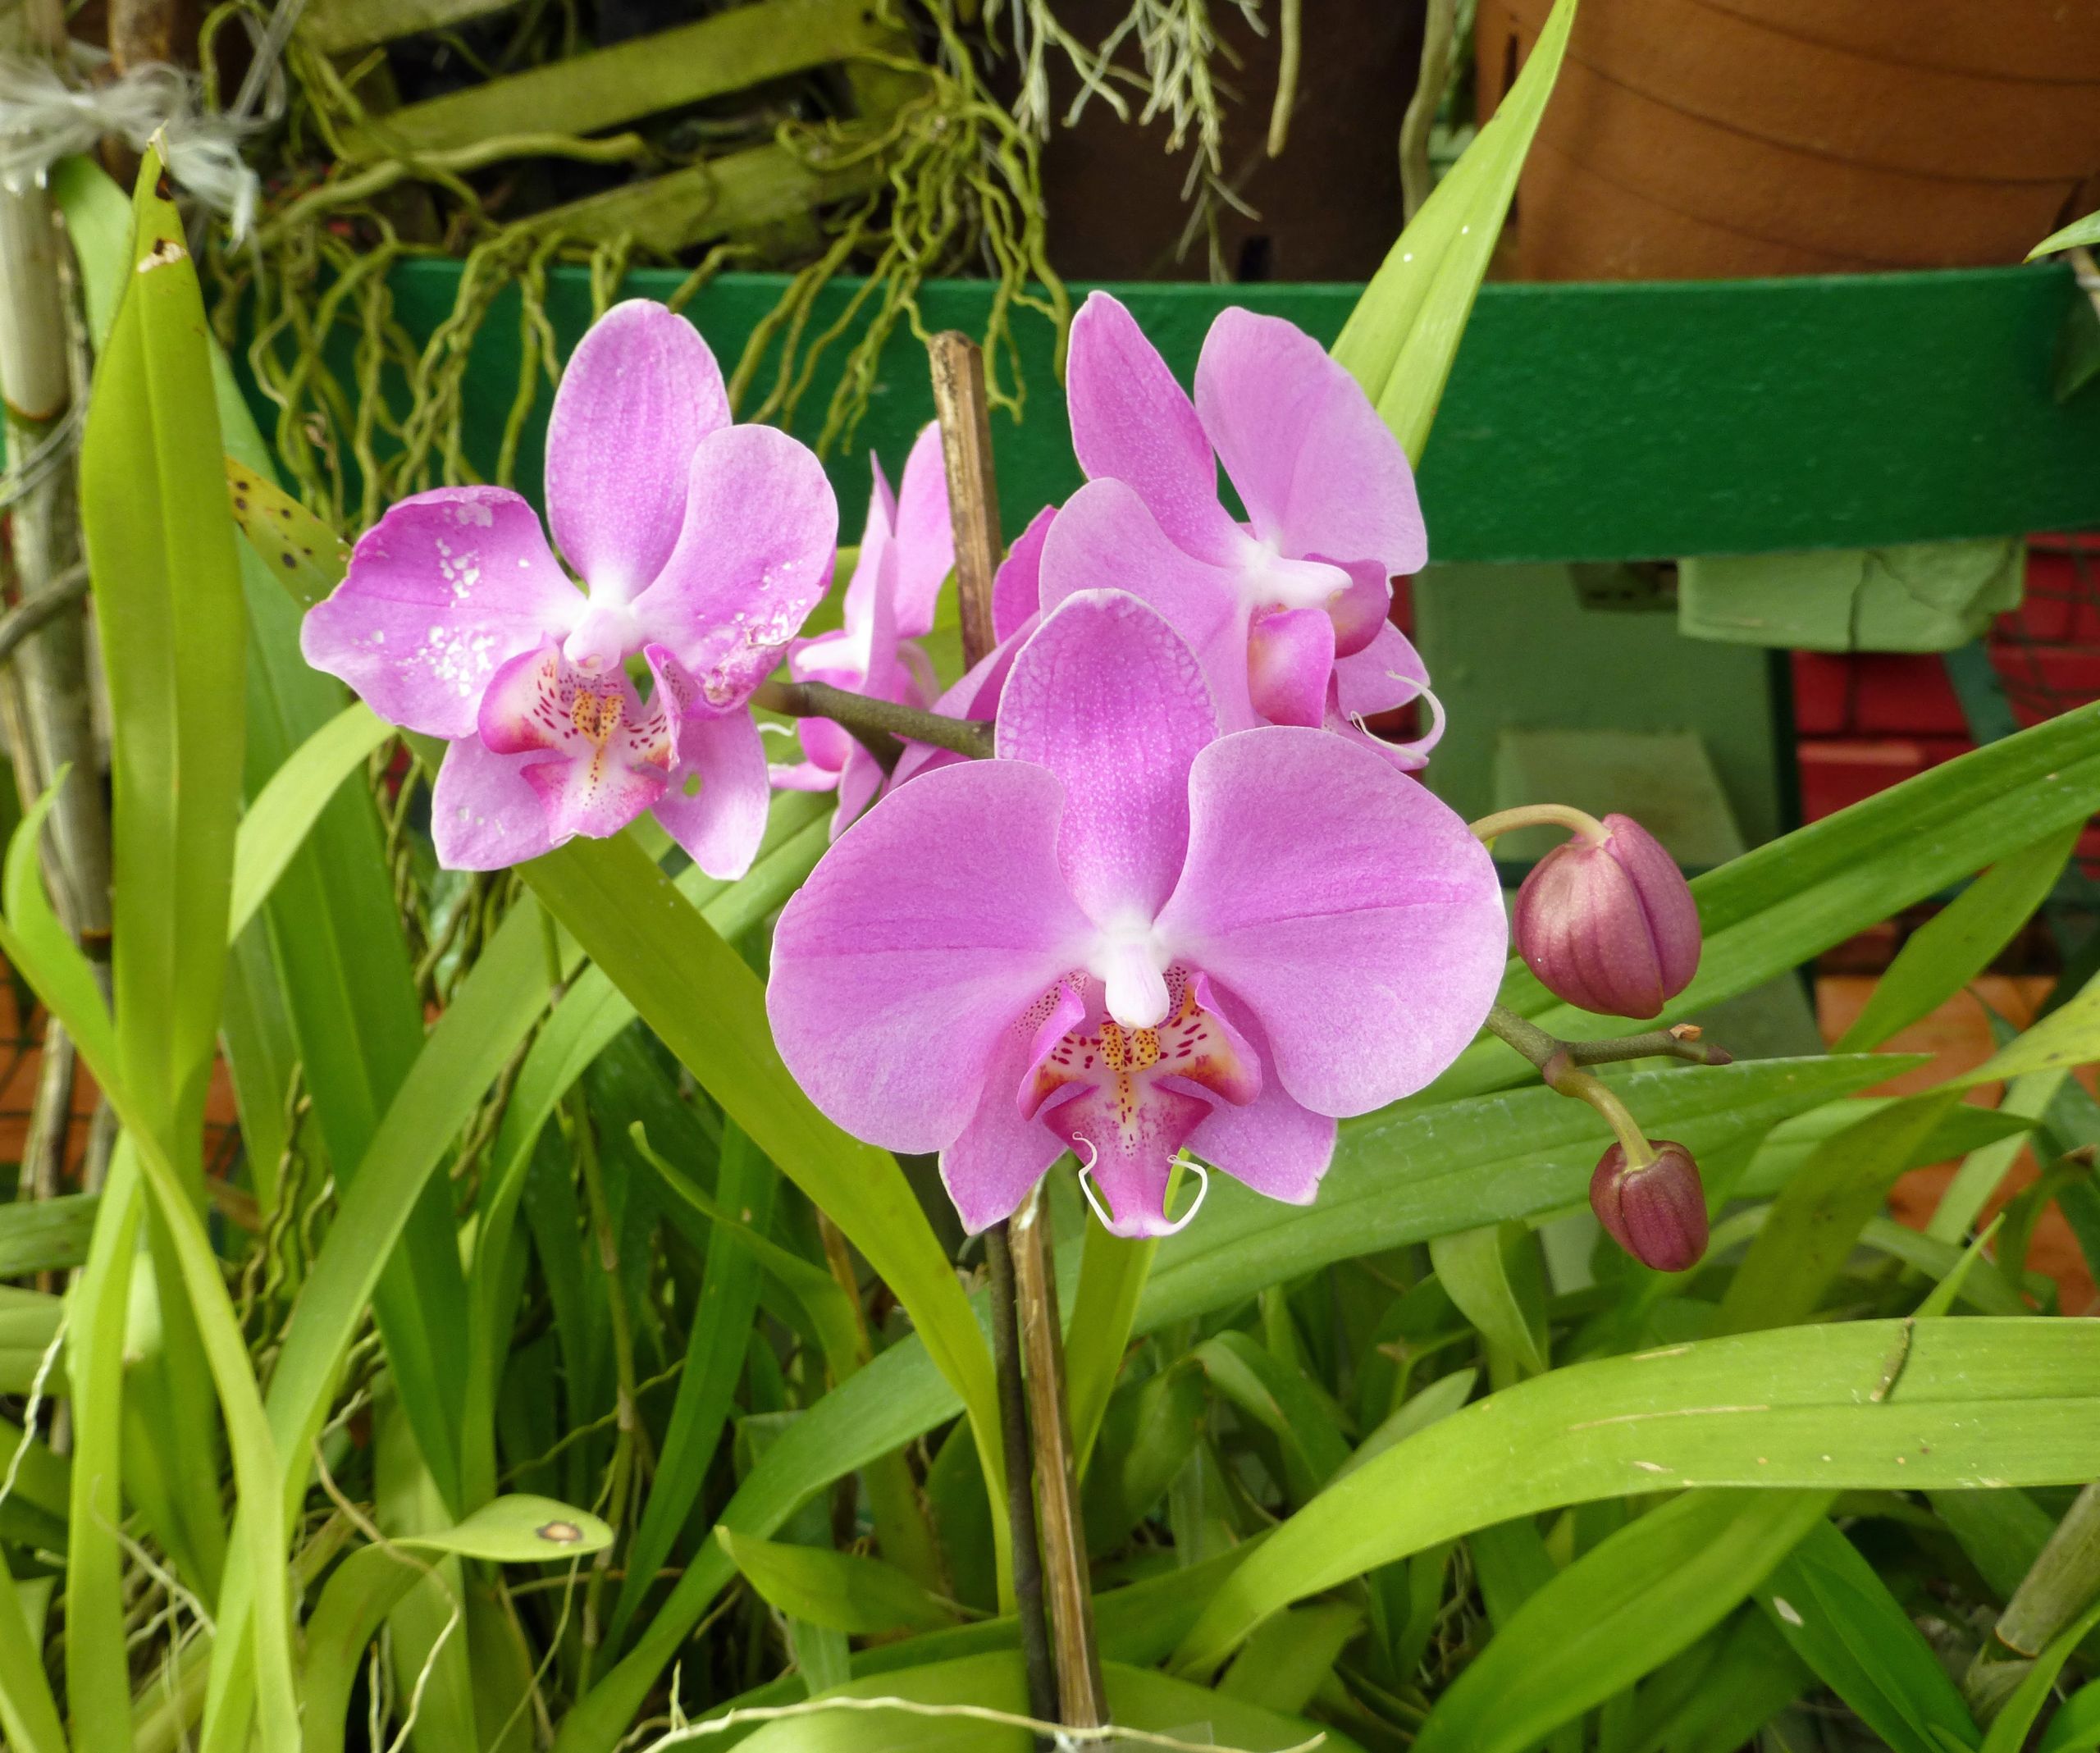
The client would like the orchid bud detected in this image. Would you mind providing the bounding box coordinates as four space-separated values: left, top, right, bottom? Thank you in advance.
1591 1139 1707 1273
1512 814 1699 1019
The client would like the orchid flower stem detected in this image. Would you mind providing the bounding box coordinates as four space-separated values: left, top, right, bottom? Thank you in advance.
1468 803 1611 847
750 677 993 768
1483 1003 1736 1166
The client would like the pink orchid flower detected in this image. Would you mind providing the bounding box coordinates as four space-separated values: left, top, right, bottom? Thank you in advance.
767 589 1505 1239
769 424 956 835
302 299 837 877
1039 290 1441 769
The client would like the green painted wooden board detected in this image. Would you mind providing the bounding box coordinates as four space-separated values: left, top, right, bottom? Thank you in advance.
377 259 2100 564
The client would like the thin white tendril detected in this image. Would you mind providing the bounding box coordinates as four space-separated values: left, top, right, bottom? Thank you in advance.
631 1690 1326 1752
1073 1140 1210 1238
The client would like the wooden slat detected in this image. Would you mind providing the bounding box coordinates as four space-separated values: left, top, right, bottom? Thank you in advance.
348 0 892 154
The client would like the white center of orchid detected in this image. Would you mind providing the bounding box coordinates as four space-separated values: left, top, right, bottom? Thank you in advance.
1088 915 1173 1029
1235 532 1346 614
562 591 643 673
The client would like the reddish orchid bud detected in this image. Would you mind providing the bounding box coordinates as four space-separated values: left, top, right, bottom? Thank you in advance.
1512 814 1699 1019
1591 1139 1708 1273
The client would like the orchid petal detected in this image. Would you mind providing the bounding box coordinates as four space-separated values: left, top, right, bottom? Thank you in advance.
1325 559 1395 658
1246 605 1335 729
1333 619 1431 718
768 760 1096 1153
1039 479 1254 731
1186 989 1333 1204
792 713 856 777
769 758 841 793
545 300 729 599
649 651 773 879
632 423 838 709
1156 726 1505 1116
940 999 1073 1234
1047 1075 1214 1239
891 422 955 638
997 590 1216 941
430 735 559 870
1195 306 1427 577
301 486 579 740
830 743 885 840
1067 291 1241 565
993 504 1056 643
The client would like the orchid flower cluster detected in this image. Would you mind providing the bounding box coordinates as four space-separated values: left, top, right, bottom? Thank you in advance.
303 293 1547 1240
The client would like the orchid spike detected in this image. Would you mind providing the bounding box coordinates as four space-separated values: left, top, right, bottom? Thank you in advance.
767 589 1506 1239
302 299 838 876
770 424 956 834
1038 290 1441 769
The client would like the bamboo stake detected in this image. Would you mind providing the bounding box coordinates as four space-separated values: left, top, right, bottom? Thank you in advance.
927 329 1060 1737
0 2 114 1203
1011 1188 1107 1727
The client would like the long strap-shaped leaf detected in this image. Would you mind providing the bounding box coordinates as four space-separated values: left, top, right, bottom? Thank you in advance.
0 798 299 1746
517 831 1002 1495
1171 1318 2100 1673
1331 0 1577 461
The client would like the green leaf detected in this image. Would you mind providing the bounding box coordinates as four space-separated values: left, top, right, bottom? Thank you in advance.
396 1495 614 1564
2032 210 2100 259
1194 1331 1351 1504
729 1652 1355 1753
0 1564 65 1753
299 1545 425 1753
0 1190 98 1280
455 792 827 1515
1439 701 2100 1097
609 1121 779 1650
1218 1602 1363 1718
1431 1221 1548 1376
1760 1519 1981 1753
226 701 391 941
1332 0 1577 460
60 1148 141 1750
515 832 1003 1563
717 1528 963 1637
1146 1055 1899 1331
1066 1210 1161 1478
631 1121 862 1383
1932 1071 2066 1244
1981 1596 2100 1753
1835 822 2081 1051
1080 1363 1208 1557
1719 1093 1962 1334
1415 1491 1833 1753
80 148 245 1164
2039 1676 2100 1753
3 782 114 1075
1171 1319 2100 1673
1742 1096 2031 1204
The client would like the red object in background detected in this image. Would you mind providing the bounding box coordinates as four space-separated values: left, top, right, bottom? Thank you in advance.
1792 537 2100 842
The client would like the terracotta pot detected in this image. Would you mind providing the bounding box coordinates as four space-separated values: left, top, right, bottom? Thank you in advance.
1481 0 2100 279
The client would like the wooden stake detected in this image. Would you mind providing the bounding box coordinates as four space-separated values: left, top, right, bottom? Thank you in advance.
928 331 1001 668
1011 1189 1108 1728
927 330 1058 1737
